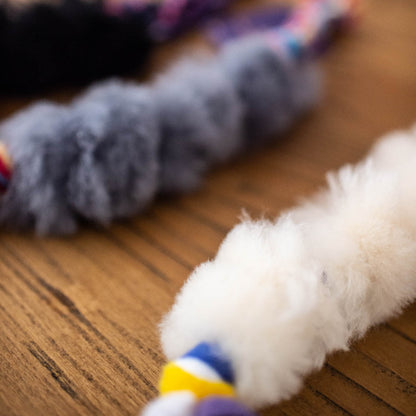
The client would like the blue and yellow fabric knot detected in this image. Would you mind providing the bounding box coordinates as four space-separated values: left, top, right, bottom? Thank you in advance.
141 342 256 416
159 342 235 399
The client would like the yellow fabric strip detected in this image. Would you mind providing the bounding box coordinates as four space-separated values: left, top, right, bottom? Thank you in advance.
0 143 12 169
159 362 235 399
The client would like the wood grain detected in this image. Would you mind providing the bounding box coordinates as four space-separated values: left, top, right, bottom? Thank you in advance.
1 0 416 415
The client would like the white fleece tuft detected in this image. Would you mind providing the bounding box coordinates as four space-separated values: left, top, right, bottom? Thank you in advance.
160 125 416 408
141 392 196 416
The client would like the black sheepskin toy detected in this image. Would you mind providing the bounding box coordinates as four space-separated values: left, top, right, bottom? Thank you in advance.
0 0 154 94
0 0 237 95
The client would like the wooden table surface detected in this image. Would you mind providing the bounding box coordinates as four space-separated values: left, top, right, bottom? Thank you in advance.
1 0 415 415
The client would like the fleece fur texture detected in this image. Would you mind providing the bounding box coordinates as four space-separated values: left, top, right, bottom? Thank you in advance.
0 0 154 94
0 0 236 94
0 37 319 234
161 125 416 408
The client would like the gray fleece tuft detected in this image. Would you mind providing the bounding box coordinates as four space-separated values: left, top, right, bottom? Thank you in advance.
154 59 243 193
0 36 320 234
66 81 160 224
219 37 320 145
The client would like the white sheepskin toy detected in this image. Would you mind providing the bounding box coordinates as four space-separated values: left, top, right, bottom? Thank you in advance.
158 125 416 411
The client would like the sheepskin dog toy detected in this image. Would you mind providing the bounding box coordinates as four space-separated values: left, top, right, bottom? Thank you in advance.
141 125 416 416
0 0 357 235
0 0 234 94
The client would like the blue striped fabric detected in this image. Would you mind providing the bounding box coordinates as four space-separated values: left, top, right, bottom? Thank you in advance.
183 342 234 384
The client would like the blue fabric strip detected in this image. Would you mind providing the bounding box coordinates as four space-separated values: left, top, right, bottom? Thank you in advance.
0 173 8 188
183 342 234 384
